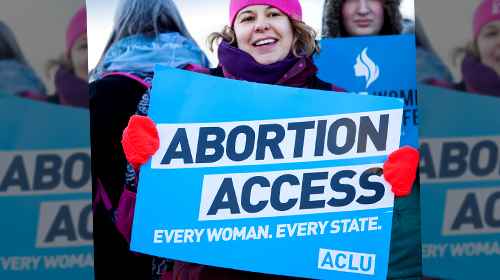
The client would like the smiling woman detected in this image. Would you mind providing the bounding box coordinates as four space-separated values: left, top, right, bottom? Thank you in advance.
89 0 420 279
234 5 295 65
202 0 332 87
116 0 419 279
207 5 318 66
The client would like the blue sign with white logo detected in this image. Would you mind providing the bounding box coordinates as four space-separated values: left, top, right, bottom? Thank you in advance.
419 84 500 280
0 95 93 279
315 35 418 148
131 66 404 279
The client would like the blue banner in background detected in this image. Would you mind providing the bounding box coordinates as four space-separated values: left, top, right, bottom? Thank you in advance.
0 95 93 279
418 84 500 280
315 35 418 148
131 66 404 279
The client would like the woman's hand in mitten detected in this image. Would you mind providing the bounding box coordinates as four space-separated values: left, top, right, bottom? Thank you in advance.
383 146 419 197
121 115 160 170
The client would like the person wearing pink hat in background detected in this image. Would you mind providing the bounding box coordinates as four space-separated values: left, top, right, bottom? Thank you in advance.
110 0 419 279
472 0 500 79
430 0 500 97
46 5 88 108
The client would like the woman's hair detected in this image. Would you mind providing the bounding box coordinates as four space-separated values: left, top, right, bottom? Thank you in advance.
451 41 480 67
100 0 197 56
207 19 320 57
45 54 73 79
0 21 28 63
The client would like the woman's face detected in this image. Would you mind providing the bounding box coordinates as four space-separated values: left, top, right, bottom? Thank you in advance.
233 5 294 65
342 0 385 36
477 20 500 76
70 34 88 81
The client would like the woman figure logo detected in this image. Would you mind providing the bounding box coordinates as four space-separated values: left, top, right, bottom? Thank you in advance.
354 47 379 89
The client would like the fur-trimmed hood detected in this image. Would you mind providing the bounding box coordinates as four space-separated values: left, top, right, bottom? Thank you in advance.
322 0 403 37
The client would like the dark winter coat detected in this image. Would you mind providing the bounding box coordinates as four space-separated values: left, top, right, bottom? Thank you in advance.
91 31 210 280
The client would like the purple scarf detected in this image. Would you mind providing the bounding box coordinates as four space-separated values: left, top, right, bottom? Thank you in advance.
55 67 88 108
462 55 500 97
217 41 316 85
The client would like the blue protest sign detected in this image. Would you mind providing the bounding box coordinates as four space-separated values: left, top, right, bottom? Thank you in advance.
0 95 93 279
418 84 500 280
314 35 418 148
131 66 403 279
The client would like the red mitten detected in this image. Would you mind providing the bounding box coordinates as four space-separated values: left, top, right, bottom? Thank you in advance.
383 146 419 197
121 115 160 170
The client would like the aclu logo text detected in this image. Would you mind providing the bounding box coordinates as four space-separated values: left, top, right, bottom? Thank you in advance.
318 248 375 275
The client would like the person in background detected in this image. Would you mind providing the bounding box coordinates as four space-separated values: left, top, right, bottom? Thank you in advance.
431 0 500 97
0 21 46 98
90 0 209 81
322 0 454 84
46 5 88 108
321 1 423 279
413 18 454 83
89 0 209 279
322 0 440 78
118 0 419 279
322 0 403 38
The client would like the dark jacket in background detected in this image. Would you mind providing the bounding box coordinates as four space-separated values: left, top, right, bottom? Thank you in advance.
91 31 210 280
90 76 153 279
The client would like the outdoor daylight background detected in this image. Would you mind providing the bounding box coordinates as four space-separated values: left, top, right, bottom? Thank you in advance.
87 0 414 69
0 1 82 93
87 0 488 81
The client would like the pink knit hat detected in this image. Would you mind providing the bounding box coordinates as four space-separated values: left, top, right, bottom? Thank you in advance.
229 0 302 26
473 0 500 39
66 6 87 53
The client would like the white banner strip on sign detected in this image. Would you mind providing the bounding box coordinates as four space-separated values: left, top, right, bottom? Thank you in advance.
152 110 402 169
442 187 500 236
36 200 93 248
0 149 91 196
420 137 500 183
199 163 393 221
